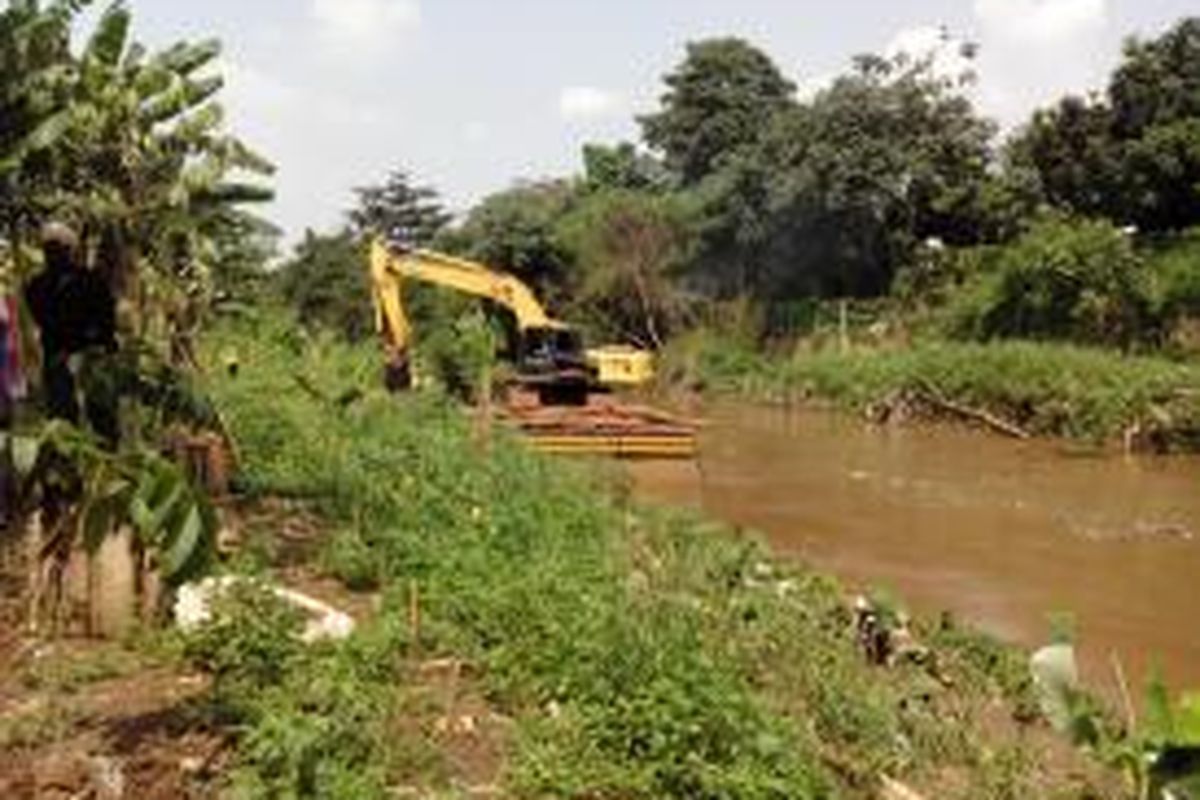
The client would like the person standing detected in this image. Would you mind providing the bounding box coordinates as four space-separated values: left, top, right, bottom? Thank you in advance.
24 222 119 445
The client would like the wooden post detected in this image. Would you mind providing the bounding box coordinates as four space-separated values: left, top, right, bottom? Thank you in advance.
408 579 421 652
839 299 850 353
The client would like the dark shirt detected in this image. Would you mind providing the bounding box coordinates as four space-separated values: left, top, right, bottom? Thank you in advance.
24 264 116 358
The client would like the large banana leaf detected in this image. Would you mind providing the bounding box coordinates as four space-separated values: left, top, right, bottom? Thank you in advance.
85 1 130 68
24 421 220 587
154 38 220 77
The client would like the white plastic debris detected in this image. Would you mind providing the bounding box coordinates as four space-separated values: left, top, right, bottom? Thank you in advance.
174 576 355 644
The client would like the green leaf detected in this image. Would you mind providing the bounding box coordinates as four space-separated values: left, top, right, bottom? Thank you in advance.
143 479 185 541
86 2 130 67
194 181 275 205
1146 669 1176 746
10 435 41 477
80 471 133 553
20 107 74 153
156 38 221 76
1173 693 1200 747
133 62 172 98
129 494 153 535
185 75 223 107
162 503 204 583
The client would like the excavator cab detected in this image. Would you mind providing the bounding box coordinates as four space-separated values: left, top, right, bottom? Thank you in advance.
516 324 600 406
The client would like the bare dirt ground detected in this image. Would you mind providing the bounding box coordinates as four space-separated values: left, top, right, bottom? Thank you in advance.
0 500 512 799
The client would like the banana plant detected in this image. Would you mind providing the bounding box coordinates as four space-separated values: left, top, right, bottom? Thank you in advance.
1 0 273 345
0 0 92 254
12 419 218 590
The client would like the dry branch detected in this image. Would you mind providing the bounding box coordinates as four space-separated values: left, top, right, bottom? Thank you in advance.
913 379 1031 440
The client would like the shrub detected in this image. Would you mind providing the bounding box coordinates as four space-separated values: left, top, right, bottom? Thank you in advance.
182 579 305 702
947 216 1160 348
1148 227 1200 348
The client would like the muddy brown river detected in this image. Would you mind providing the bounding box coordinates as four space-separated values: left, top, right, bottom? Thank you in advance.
631 403 1200 696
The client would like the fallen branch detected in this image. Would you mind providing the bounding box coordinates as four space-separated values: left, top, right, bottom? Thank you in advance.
913 379 1032 440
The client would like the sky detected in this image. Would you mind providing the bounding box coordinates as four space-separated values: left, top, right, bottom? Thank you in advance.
102 0 1199 244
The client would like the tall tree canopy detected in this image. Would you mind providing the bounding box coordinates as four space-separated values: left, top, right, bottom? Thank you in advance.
1010 17 1200 233
639 38 795 186
276 229 369 341
556 189 694 348
758 55 999 297
581 142 668 194
447 180 576 302
348 168 451 247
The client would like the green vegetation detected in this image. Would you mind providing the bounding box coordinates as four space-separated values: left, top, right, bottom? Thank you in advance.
187 312 1113 798
1 0 270 626
946 216 1159 349
263 18 1200 454
668 331 1200 446
4 1 1200 796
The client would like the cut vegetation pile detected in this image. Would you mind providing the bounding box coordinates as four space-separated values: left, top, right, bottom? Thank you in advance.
181 312 1120 798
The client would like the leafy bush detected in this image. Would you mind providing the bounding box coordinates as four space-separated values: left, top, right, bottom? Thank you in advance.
1148 228 1200 349
182 579 305 701
183 575 396 797
948 216 1160 348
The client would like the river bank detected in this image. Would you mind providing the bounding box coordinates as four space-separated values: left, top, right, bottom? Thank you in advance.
663 332 1200 452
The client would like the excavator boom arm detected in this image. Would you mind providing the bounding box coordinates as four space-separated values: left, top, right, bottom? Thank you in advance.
370 240 556 336
368 237 654 391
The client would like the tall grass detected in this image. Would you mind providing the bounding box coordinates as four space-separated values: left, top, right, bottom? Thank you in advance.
668 330 1200 446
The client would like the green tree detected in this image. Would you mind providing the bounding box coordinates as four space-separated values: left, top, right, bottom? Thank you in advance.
1009 96 1128 223
0 0 263 629
1110 18 1200 140
683 148 774 300
556 189 694 348
276 230 371 341
1010 17 1200 233
948 215 1159 348
582 142 668 193
703 53 1000 301
348 168 451 246
639 38 795 186
0 0 274 346
0 0 88 249
447 179 577 301
208 209 280 308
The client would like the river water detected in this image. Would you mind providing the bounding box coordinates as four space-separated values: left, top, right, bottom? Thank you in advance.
631 403 1200 694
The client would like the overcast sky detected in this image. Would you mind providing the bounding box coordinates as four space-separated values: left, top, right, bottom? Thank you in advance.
105 0 1197 243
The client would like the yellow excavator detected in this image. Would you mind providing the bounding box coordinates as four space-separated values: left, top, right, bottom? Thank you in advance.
368 238 654 405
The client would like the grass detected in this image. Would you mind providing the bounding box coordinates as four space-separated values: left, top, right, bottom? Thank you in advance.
666 330 1200 448
192 310 1119 798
